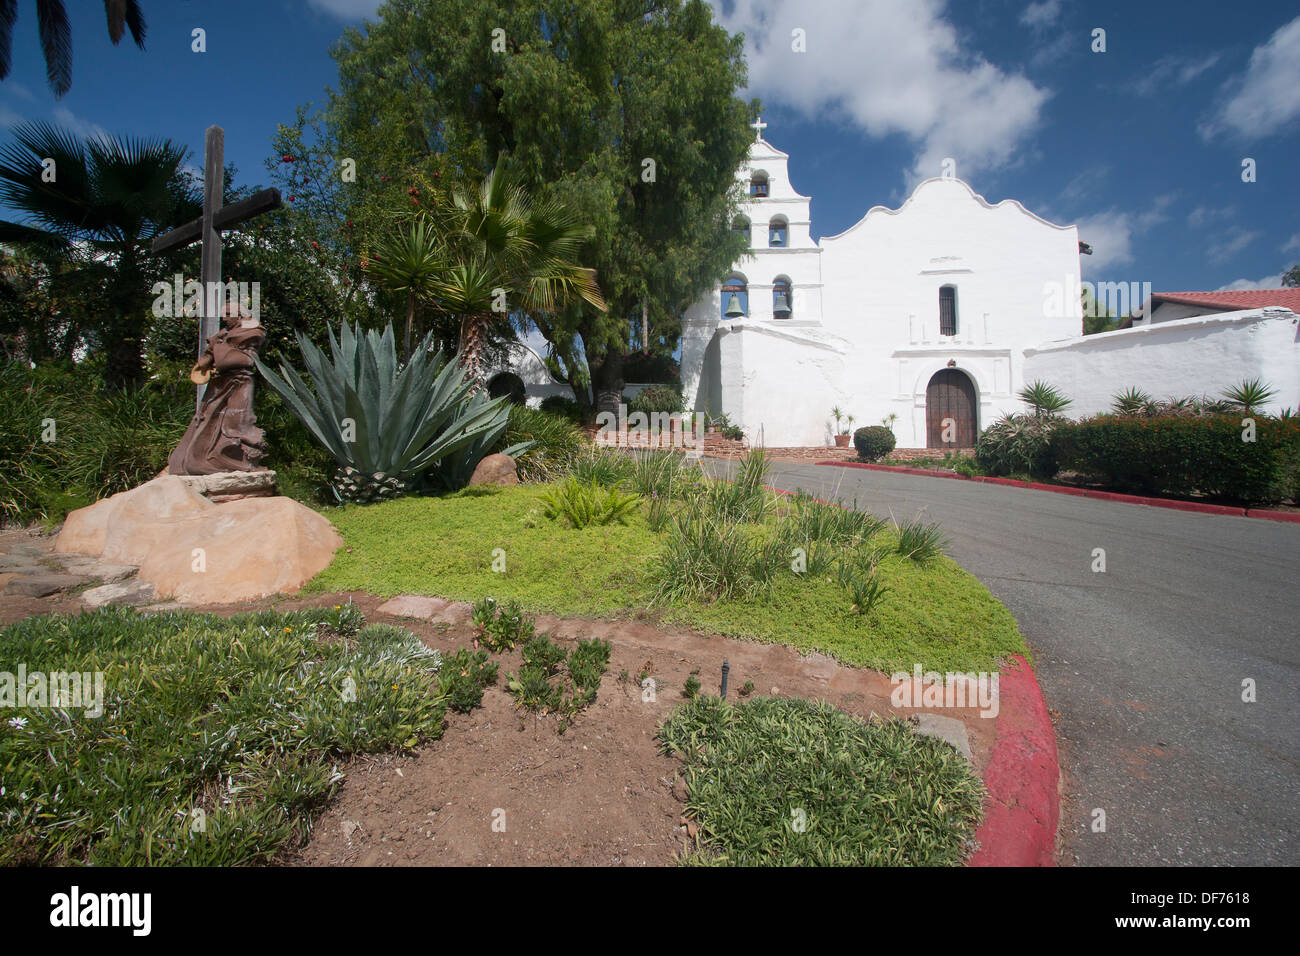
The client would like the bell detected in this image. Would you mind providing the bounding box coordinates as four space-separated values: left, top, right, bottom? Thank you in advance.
724 293 745 318
773 293 791 318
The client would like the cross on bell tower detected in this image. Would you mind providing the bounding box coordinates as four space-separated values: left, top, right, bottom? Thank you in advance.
751 115 767 141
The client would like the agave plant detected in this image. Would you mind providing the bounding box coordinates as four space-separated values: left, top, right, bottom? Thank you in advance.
1222 378 1278 415
255 321 529 503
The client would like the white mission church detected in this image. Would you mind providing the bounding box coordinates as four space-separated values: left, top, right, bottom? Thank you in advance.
497 121 1300 447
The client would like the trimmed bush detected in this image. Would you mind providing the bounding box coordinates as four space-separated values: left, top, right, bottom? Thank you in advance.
1052 413 1300 503
975 413 1059 479
627 384 683 416
853 425 896 462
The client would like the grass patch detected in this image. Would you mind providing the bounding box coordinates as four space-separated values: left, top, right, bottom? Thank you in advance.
659 695 985 866
0 604 446 865
309 477 1025 672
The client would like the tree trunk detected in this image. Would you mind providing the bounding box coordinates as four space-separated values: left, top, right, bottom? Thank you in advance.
458 313 488 395
588 346 625 418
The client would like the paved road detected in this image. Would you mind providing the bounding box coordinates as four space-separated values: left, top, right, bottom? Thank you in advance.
712 459 1300 866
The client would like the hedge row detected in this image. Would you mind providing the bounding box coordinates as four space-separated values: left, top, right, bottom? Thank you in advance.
1052 413 1300 504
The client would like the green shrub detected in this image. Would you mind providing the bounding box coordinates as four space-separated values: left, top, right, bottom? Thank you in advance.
439 647 499 713
622 352 681 385
1052 413 1300 503
951 456 981 478
502 405 586 483
626 449 699 498
567 447 631 487
507 634 610 723
853 425 896 462
0 605 444 865
471 597 536 651
653 513 764 604
627 384 683 416
894 517 948 566
0 362 192 525
975 413 1060 479
541 476 642 528
539 394 585 424
658 696 985 866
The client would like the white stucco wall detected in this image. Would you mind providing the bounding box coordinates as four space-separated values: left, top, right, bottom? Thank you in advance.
1022 308 1300 417
679 151 1087 447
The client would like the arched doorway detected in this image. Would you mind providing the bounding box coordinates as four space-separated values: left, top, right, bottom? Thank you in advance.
925 369 977 448
487 371 526 405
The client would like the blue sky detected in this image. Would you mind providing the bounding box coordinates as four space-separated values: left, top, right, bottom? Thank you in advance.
1 0 1297 293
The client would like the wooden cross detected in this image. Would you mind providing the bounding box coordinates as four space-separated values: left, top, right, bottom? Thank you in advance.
751 115 767 140
151 126 281 407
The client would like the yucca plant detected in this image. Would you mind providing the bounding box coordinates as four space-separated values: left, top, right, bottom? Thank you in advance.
1222 378 1278 415
1018 380 1072 419
255 321 527 503
1111 387 1152 416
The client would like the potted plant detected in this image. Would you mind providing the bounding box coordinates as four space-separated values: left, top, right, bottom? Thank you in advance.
831 407 855 447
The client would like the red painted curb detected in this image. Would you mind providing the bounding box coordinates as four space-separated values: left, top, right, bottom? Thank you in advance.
969 654 1059 867
813 460 1298 521
760 479 1060 865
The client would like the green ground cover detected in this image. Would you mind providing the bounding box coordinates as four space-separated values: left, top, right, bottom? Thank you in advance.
307 457 1026 673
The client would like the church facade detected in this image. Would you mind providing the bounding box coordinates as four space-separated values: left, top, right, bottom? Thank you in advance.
493 125 1298 445
679 127 1085 448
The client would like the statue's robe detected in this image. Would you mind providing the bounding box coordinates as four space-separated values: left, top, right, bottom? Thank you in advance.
168 324 269 475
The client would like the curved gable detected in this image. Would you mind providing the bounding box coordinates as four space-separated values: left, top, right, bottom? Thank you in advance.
821 177 1075 243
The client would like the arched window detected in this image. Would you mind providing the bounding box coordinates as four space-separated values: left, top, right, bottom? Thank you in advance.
721 275 748 319
732 216 750 244
768 215 788 247
939 285 958 337
772 277 792 319
750 171 769 197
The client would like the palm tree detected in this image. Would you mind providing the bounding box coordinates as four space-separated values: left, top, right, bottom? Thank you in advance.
0 1 146 98
429 161 605 390
364 214 442 360
0 121 198 386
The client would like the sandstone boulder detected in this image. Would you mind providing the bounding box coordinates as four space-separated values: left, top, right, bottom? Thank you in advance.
56 476 343 605
468 453 518 487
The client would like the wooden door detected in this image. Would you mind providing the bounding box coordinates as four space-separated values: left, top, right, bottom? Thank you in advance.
926 370 977 448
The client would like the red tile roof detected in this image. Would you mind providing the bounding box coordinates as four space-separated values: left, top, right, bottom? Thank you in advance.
1152 289 1300 312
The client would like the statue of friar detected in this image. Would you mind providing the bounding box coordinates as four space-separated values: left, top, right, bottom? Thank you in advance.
167 301 269 475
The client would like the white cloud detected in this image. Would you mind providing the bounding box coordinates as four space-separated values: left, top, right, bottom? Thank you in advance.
1217 273 1284 291
1187 204 1236 228
52 106 109 143
713 0 1050 186
1207 227 1260 264
304 0 382 18
1019 1 1062 30
1074 212 1136 274
1073 196 1174 276
1283 233 1300 253
1200 15 1300 139
1133 53 1221 97
0 104 23 128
